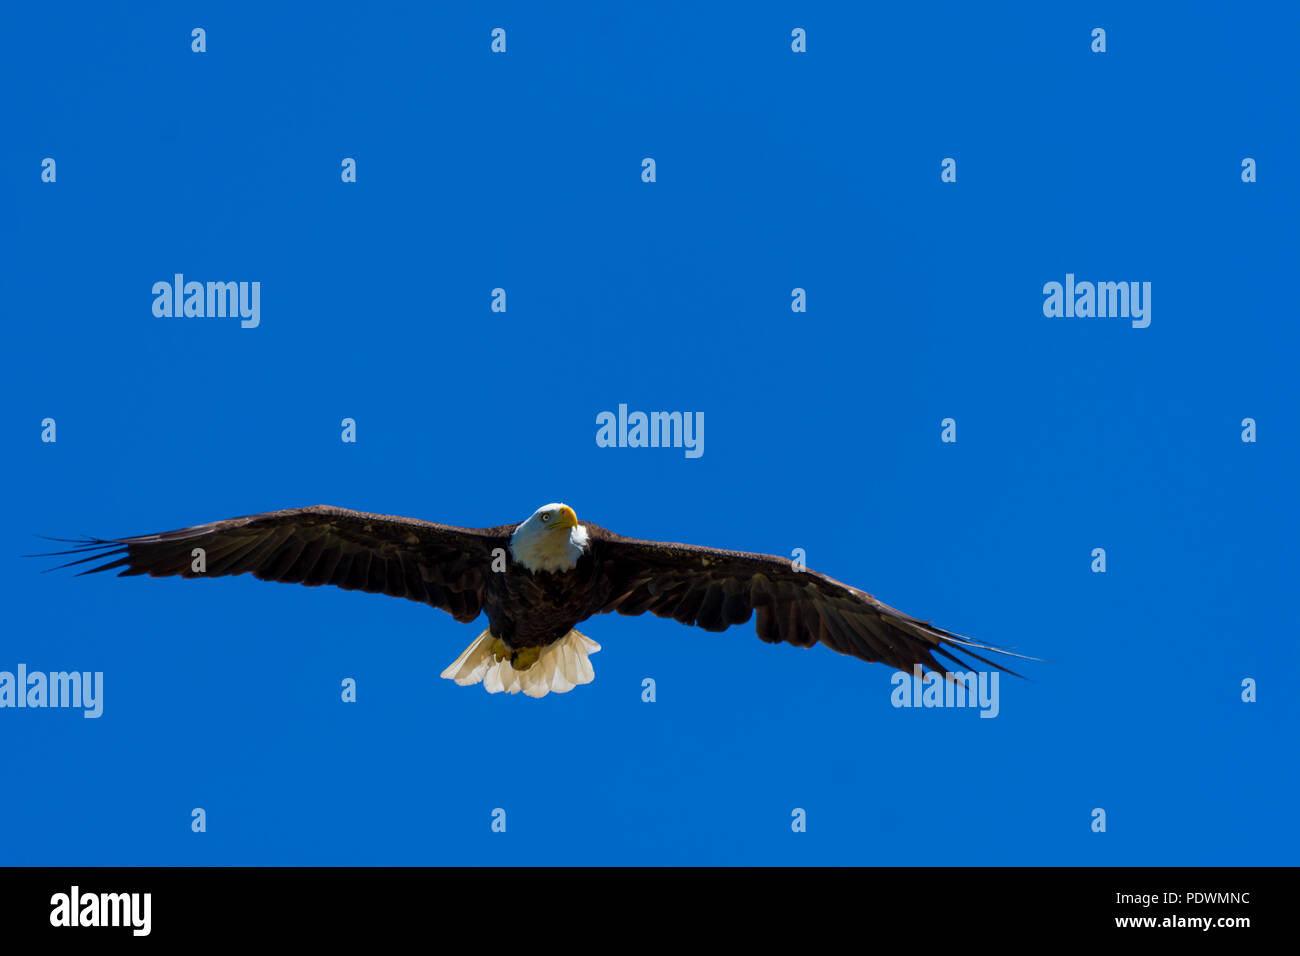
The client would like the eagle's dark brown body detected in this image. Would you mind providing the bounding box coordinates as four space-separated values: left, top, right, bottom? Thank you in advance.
489 552 605 650
39 505 1028 679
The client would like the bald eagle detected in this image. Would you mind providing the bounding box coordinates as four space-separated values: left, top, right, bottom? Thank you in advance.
39 503 1030 697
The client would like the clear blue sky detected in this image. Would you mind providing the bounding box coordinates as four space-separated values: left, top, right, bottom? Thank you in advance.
2 2 1296 865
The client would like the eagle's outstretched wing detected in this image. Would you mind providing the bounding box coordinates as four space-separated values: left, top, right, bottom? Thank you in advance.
36 505 511 623
584 526 1033 677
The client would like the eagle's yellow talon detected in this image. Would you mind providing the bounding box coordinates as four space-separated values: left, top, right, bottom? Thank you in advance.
511 646 542 671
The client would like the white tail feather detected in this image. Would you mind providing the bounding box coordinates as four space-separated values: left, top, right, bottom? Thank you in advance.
439 628 498 686
439 629 600 698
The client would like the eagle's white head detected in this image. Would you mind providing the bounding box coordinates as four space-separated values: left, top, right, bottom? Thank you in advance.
509 503 590 573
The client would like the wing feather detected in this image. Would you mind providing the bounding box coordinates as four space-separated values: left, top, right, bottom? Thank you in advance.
584 524 1034 677
34 505 511 624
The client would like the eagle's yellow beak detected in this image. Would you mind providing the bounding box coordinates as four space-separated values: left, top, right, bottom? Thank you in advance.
550 506 579 531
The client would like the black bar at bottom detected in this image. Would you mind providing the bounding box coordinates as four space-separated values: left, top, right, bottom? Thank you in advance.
0 866 1276 941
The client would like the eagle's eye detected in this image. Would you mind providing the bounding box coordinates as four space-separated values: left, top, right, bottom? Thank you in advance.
540 512 552 522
